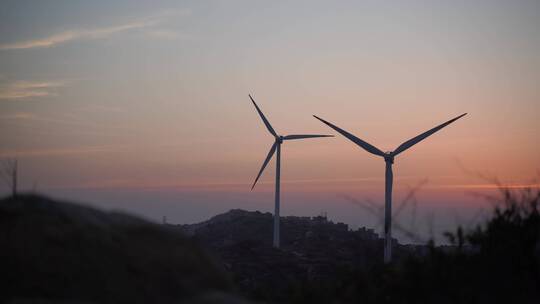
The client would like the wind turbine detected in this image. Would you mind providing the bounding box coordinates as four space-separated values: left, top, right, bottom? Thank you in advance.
249 94 332 248
314 113 467 263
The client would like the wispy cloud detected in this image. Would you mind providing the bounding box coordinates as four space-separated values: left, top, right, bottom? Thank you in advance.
0 110 130 135
0 81 66 100
429 183 540 190
0 145 121 158
0 112 37 120
53 179 260 191
144 29 180 40
0 9 190 50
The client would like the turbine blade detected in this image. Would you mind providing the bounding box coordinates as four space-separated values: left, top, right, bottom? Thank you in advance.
283 134 333 140
251 142 277 190
313 115 385 157
249 94 278 137
393 113 467 156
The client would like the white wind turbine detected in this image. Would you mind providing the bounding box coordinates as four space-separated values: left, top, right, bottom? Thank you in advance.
249 94 333 248
314 113 467 263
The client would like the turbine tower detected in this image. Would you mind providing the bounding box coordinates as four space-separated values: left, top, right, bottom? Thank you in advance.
314 113 466 263
250 94 332 248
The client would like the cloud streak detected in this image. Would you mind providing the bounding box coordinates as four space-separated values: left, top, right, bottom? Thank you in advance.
0 81 66 100
0 112 37 120
0 146 121 158
0 9 189 50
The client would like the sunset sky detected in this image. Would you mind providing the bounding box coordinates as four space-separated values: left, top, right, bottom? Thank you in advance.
1 1 539 242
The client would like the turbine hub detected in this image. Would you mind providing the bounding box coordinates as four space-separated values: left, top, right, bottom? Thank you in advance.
384 152 394 164
277 136 284 143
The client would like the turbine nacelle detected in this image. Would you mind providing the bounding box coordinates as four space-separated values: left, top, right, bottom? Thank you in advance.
384 152 395 164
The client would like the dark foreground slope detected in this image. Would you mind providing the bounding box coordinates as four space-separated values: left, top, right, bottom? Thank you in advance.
0 195 249 304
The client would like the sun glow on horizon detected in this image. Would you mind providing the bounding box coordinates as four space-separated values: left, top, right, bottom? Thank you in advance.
1 2 539 238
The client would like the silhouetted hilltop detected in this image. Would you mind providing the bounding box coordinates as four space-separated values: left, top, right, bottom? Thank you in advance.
0 194 249 304
176 209 421 301
180 209 379 249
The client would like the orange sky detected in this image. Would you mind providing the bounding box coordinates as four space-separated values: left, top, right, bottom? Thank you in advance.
0 1 539 241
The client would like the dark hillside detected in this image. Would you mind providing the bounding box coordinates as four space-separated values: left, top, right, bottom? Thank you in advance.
0 194 246 304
